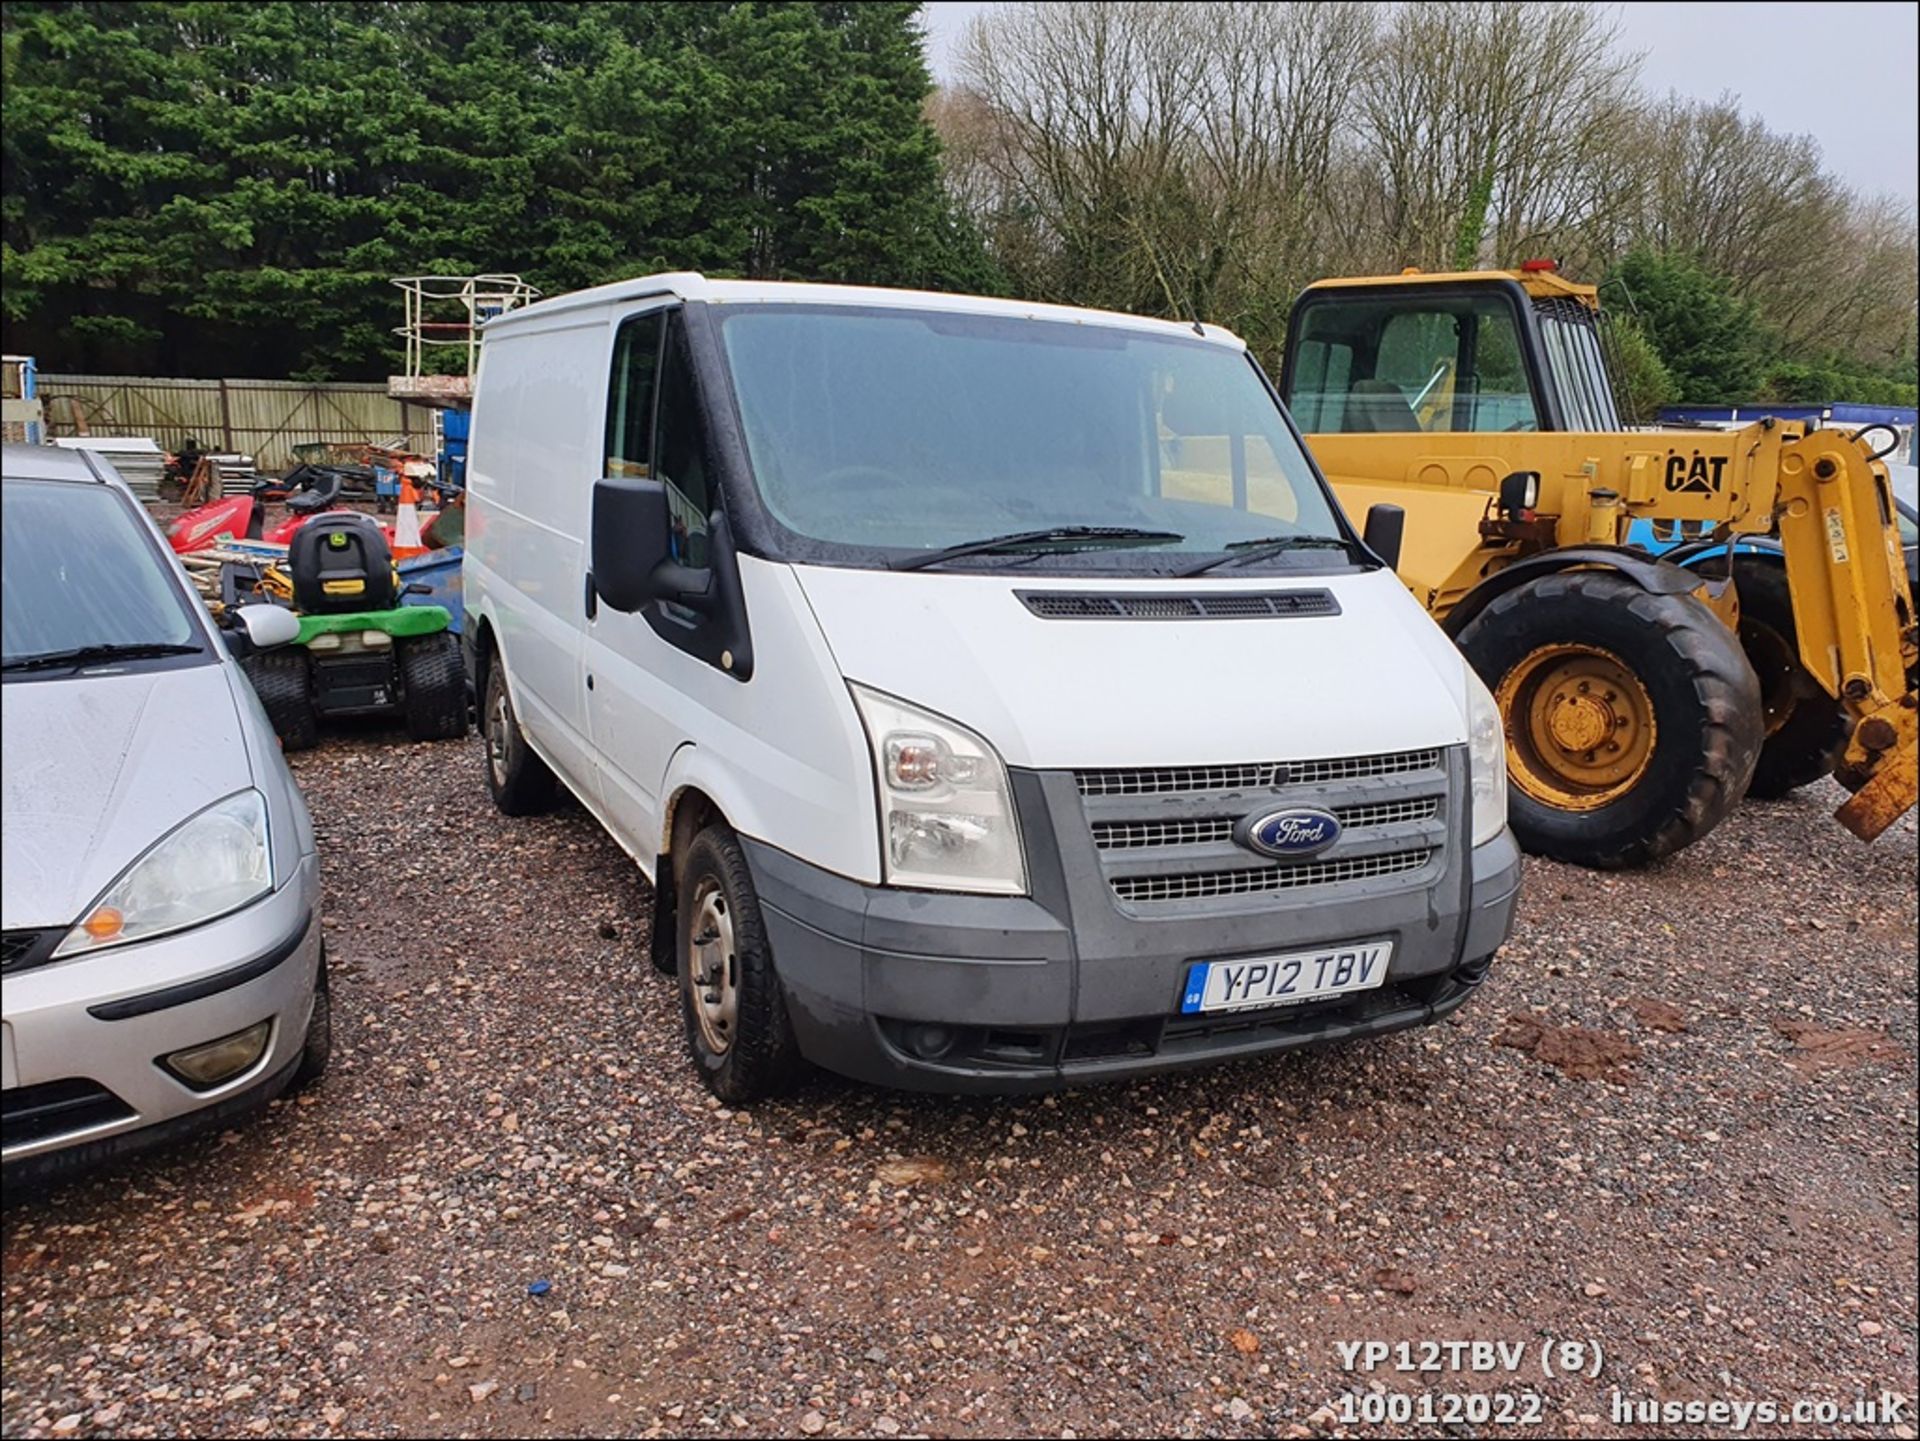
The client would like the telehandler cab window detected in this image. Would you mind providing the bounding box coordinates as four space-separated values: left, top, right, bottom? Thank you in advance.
1534 300 1622 431
1287 293 1539 435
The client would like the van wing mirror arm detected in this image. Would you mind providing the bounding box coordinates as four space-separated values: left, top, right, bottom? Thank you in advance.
649 559 716 612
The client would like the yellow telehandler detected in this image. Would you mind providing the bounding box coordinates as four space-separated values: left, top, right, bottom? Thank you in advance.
1274 262 1916 869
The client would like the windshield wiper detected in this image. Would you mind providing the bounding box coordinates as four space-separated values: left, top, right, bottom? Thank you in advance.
891 526 1185 571
2 642 201 673
1176 534 1355 577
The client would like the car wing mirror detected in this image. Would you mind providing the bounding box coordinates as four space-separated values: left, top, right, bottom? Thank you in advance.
234 603 301 650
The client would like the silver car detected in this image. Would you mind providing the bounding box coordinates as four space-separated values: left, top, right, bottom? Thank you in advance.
2 443 328 1182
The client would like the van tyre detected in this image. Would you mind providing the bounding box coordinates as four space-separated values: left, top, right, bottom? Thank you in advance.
1456 570 1763 869
399 632 467 741
1731 563 1850 798
294 948 332 1089
676 824 804 1102
482 660 558 815
242 651 318 752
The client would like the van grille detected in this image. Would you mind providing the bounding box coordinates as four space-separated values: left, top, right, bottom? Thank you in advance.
1075 747 1441 798
1072 747 1451 910
1090 797 1439 852
1111 849 1434 904
1019 589 1339 621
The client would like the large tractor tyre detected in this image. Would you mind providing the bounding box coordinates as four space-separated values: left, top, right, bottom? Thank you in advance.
1728 564 1851 798
1456 570 1764 869
481 658 559 816
676 824 806 1103
242 651 319 752
398 631 468 741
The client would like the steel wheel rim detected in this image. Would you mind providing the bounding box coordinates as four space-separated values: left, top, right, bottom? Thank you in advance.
487 688 511 786
1496 644 1657 811
688 878 738 1056
1739 615 1804 738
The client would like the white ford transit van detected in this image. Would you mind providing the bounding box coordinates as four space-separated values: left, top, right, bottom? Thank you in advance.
465 275 1520 1099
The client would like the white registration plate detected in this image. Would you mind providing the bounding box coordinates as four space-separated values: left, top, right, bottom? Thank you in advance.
1 1022 17 1090
1179 941 1392 1015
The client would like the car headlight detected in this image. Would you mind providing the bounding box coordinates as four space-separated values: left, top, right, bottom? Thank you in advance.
849 684 1026 895
1466 668 1509 847
53 790 273 958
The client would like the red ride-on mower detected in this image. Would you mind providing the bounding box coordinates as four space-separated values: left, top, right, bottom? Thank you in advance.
239 513 466 750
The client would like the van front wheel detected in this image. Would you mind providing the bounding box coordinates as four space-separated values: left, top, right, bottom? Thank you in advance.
676 825 804 1102
482 660 558 815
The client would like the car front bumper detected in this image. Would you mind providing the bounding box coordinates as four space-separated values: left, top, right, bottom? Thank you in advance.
2 854 323 1179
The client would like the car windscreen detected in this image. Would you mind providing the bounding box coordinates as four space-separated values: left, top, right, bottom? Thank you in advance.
2 479 207 672
715 306 1346 568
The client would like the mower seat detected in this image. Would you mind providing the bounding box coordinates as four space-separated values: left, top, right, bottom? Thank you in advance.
286 469 345 515
290 512 398 614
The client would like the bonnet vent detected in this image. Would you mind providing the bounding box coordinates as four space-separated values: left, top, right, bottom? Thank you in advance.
1017 589 1339 621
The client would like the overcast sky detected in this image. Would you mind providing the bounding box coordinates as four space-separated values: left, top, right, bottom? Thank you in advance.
919 1 1920 209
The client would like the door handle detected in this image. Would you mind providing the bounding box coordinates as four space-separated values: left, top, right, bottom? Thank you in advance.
584 571 598 621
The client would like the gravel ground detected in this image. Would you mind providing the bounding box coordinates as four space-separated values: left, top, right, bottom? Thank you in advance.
3 725 1916 1440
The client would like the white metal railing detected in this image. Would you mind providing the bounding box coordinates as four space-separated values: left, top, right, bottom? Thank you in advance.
391 275 541 378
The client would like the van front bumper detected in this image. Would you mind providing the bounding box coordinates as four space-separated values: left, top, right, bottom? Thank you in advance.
743 804 1520 1096
2 856 323 1181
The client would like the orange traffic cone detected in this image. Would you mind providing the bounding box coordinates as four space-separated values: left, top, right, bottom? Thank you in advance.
392 468 427 559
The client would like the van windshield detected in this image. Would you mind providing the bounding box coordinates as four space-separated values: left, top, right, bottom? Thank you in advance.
715 306 1348 570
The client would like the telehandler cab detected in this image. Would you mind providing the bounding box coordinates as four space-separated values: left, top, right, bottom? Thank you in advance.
1276 263 1916 869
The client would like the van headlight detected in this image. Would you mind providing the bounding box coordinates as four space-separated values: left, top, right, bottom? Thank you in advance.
849 684 1027 895
53 790 273 958
1466 669 1509 847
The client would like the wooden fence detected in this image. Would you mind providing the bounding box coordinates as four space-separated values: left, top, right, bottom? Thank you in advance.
36 374 435 472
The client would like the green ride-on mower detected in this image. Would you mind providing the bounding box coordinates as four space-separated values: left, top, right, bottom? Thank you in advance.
239 513 467 751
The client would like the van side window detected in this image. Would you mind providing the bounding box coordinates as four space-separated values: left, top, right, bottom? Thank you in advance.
655 312 713 568
606 311 664 478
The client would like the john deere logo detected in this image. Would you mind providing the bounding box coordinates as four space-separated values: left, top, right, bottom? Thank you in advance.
329 532 349 548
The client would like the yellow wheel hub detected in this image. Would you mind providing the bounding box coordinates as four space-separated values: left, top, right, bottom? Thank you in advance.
1495 645 1657 810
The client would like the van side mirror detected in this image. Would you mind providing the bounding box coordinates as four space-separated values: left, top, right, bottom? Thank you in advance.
591 476 714 614
1362 503 1405 572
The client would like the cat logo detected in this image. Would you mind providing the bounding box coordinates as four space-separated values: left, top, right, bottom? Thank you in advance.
1665 452 1728 494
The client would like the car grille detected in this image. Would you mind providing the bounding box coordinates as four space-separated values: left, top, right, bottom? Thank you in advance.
2 1078 136 1149
0 929 60 975
1072 748 1451 910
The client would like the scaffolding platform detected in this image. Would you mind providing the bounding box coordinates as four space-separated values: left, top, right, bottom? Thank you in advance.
386 373 475 405
388 274 539 405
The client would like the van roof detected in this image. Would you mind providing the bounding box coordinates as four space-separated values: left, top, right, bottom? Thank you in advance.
483 272 1246 348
